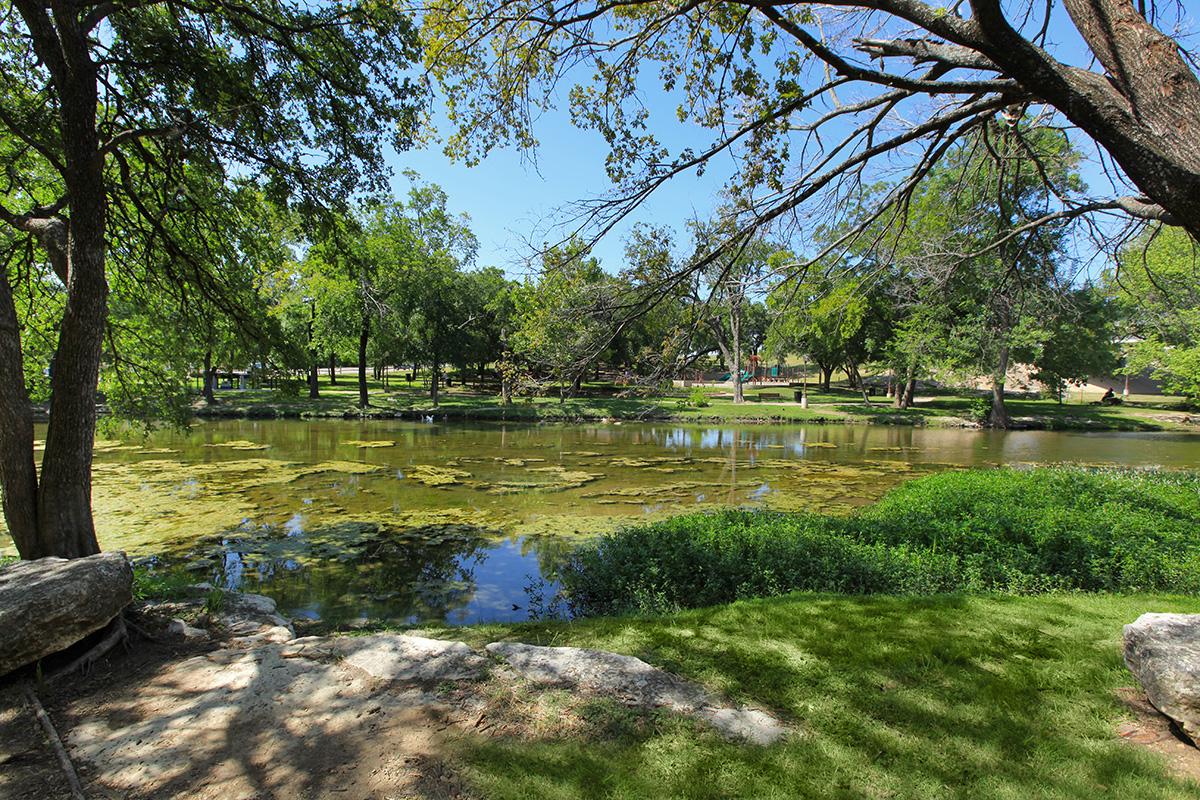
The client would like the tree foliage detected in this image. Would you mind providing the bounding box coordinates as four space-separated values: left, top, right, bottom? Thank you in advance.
0 0 425 558
1111 227 1200 403
423 0 1200 313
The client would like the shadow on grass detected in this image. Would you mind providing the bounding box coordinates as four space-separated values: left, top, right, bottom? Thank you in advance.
452 593 1200 799
829 397 1170 431
832 403 937 425
196 387 676 422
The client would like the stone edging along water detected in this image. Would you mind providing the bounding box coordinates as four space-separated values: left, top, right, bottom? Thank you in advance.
186 591 789 747
188 401 1175 431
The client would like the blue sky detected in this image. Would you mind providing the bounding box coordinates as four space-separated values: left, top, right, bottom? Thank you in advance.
388 100 729 278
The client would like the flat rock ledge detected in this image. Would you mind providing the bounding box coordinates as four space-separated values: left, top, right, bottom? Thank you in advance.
486 641 789 745
282 633 488 682
1124 613 1200 746
66 632 469 798
54 627 789 797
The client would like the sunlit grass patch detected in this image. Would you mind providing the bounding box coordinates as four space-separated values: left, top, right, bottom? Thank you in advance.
449 593 1200 799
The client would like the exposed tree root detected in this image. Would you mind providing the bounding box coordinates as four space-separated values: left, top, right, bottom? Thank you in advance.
122 614 165 644
48 616 128 681
24 685 87 800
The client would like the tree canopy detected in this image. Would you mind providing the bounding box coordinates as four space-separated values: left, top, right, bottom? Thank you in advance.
0 0 425 558
1110 227 1200 403
424 0 1200 290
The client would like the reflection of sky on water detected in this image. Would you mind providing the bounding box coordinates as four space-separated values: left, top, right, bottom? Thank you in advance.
284 513 304 537
454 540 550 624
205 532 554 627
220 550 244 590
663 428 693 450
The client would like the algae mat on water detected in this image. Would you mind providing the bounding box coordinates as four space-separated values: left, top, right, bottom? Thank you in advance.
0 450 943 556
87 458 393 552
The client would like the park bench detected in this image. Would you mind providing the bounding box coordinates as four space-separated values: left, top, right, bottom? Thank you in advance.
756 392 782 402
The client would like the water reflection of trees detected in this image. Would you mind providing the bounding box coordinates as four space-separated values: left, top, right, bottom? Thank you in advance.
182 521 502 627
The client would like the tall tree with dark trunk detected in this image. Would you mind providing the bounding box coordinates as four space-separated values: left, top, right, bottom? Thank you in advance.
0 0 423 559
357 313 371 409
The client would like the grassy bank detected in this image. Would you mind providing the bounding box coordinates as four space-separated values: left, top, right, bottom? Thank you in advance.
444 592 1200 799
191 378 1197 431
561 467 1200 615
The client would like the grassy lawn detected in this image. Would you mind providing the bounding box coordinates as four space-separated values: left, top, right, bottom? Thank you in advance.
438 592 1200 799
194 379 846 423
832 393 1195 431
192 376 1197 431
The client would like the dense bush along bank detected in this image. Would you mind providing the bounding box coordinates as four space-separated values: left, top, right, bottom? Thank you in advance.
561 467 1200 615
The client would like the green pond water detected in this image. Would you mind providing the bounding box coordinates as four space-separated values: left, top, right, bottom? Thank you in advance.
4 420 1199 626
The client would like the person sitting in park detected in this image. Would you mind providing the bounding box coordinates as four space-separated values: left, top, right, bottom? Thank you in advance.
1100 387 1122 406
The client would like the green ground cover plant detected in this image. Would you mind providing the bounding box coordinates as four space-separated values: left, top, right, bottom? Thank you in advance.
561 467 1200 615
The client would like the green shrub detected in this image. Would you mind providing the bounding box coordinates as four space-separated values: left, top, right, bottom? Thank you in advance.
856 467 1200 593
560 467 1200 616
132 565 194 601
675 387 712 410
563 510 963 616
967 396 991 423
275 377 306 398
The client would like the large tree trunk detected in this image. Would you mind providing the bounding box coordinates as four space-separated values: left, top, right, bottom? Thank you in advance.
979 0 1200 239
328 352 337 385
820 365 833 392
990 344 1012 429
37 242 107 559
0 277 39 556
894 365 917 410
202 348 216 404
30 49 107 560
357 313 370 409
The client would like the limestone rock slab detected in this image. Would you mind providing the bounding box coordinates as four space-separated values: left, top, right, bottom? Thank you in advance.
0 552 132 676
339 634 488 682
213 591 295 644
486 641 787 744
1124 613 1200 745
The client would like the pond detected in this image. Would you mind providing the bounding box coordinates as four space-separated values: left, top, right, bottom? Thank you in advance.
4 420 1199 626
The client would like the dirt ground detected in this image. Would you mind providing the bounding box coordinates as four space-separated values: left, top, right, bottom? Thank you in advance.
0 615 480 800
1115 687 1200 785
